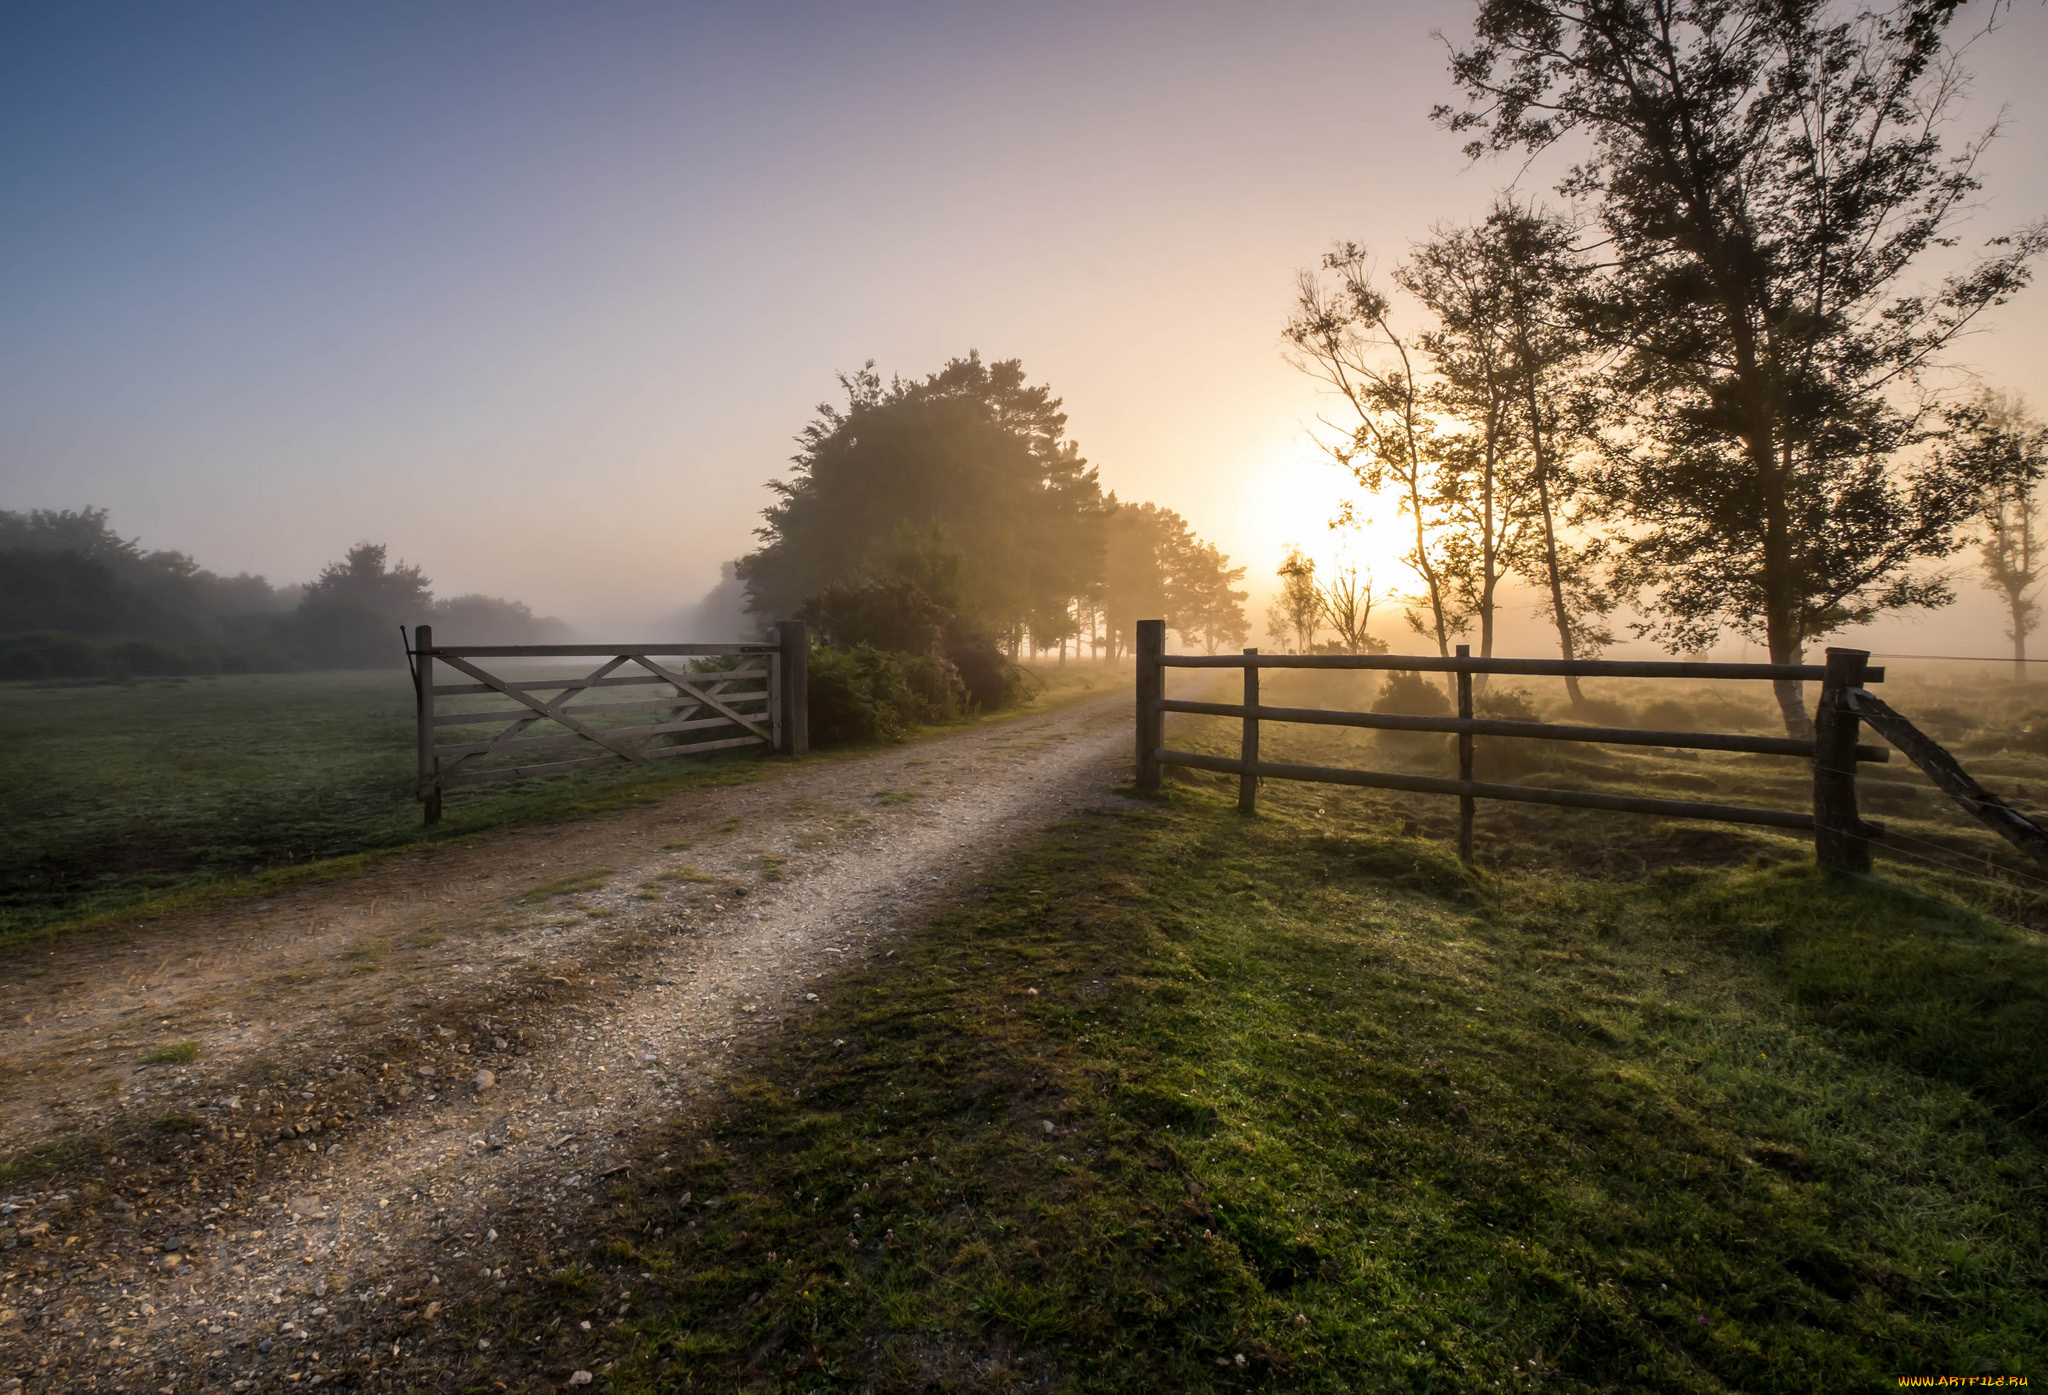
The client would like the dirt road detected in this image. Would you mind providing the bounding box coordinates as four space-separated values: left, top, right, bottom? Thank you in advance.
0 690 1131 1392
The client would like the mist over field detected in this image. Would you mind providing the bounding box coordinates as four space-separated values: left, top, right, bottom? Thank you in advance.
2 0 2045 664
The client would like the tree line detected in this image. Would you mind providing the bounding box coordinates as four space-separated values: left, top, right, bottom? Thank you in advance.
1284 0 2046 735
736 354 1249 725
0 509 567 679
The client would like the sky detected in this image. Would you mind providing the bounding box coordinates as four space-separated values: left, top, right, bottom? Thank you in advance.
3 0 2046 654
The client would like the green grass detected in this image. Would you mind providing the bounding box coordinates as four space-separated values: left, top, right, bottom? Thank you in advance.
518 869 616 902
0 661 1124 945
137 1041 199 1066
0 669 773 943
471 769 2045 1392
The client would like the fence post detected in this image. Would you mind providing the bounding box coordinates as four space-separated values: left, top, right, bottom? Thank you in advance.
414 624 441 826
1456 643 1474 864
1136 619 1164 790
1238 648 1259 813
1813 647 1871 872
774 620 809 757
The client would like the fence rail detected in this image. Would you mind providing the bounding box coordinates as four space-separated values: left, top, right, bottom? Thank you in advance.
405 621 809 824
1133 620 1910 869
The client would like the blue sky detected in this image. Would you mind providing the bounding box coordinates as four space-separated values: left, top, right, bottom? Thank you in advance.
3 0 2044 649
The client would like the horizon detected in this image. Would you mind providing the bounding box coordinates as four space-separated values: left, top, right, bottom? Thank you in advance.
5 0 2047 657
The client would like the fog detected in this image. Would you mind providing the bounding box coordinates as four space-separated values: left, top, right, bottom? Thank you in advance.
3 1 2046 660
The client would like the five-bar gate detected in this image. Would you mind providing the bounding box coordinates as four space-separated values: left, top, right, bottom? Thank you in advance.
407 621 809 824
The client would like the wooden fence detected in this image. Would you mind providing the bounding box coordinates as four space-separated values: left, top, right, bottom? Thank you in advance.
406 621 808 824
1132 619 1904 870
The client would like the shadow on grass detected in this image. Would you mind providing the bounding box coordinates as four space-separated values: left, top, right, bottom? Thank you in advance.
411 786 2044 1393
1666 863 2048 1128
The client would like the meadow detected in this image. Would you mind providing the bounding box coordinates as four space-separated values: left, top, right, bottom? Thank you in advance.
468 720 2048 1392
0 660 1120 945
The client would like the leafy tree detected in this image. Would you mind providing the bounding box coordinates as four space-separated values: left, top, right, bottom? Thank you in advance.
1403 222 1525 664
738 354 1106 639
432 595 573 645
1485 202 1616 714
1951 392 2048 677
1097 499 1245 658
295 542 432 668
1287 249 1463 656
1266 546 1323 653
0 506 291 625
1179 541 1251 654
300 543 432 622
1442 0 2047 733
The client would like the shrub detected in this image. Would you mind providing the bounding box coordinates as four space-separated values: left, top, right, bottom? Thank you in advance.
800 577 948 655
807 644 967 746
1637 697 1698 731
1373 670 1452 716
0 630 106 680
799 576 1025 714
1474 685 1550 779
1372 670 1453 764
1475 685 1542 723
941 616 1026 710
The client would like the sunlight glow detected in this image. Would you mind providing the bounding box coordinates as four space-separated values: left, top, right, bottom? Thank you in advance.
1232 429 1414 597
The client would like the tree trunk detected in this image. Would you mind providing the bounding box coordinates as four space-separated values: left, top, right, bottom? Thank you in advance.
1530 436 1587 718
1757 429 1812 739
2011 580 2028 683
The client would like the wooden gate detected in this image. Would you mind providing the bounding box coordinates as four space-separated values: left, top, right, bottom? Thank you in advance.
406 621 808 823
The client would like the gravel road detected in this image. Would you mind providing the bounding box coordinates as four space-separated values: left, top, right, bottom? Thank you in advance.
0 688 1131 1392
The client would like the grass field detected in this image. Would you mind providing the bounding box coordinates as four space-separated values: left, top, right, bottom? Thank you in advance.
464 723 2047 1392
0 660 1122 944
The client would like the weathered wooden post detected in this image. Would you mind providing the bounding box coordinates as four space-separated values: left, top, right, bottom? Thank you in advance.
1136 619 1164 791
774 620 809 757
1238 647 1259 813
414 624 442 826
1456 643 1475 865
1813 647 1871 872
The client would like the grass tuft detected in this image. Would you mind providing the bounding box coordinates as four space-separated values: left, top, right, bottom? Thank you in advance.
138 1041 199 1066
517 870 614 902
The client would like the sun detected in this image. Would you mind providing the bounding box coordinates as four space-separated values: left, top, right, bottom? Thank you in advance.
1233 431 1413 589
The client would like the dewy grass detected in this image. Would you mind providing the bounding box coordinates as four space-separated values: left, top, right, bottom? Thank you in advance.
474 777 2044 1392
518 869 616 902
0 669 771 945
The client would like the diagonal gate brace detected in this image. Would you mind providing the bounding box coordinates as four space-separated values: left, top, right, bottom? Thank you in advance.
1844 687 2048 867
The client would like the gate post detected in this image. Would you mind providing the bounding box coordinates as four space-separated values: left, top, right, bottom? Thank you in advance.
774 620 809 757
1136 619 1164 790
1813 647 1871 872
1456 643 1474 865
1238 648 1259 813
414 624 441 826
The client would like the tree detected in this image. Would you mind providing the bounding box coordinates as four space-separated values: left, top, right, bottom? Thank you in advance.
1315 564 1387 653
1443 0 2048 734
295 542 433 668
1402 223 1525 664
1485 202 1616 715
738 354 1106 639
1952 392 2048 678
1286 250 1463 656
301 543 432 622
1267 546 1323 653
1175 541 1251 654
432 595 573 645
1098 499 1244 657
